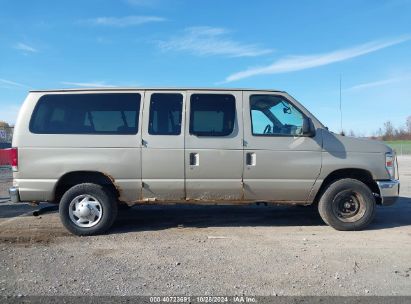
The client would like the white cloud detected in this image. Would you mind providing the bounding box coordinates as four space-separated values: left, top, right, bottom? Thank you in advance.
0 78 28 89
159 26 273 57
224 35 411 82
61 81 115 88
83 16 165 27
14 42 37 53
346 77 406 91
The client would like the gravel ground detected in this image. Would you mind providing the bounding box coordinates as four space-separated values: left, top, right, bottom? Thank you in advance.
0 157 410 296
0 166 12 199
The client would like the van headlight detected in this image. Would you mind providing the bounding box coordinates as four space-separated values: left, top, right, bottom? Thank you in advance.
385 152 395 179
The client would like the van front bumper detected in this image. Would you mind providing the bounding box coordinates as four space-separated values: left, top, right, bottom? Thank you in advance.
376 180 400 206
8 187 21 203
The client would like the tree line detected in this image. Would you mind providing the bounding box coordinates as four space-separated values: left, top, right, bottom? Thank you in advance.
338 116 411 140
369 116 411 141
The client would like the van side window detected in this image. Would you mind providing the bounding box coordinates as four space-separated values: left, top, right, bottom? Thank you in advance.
149 93 183 135
250 95 304 136
30 93 141 134
190 94 235 136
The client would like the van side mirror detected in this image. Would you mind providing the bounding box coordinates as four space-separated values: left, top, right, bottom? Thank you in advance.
302 117 316 137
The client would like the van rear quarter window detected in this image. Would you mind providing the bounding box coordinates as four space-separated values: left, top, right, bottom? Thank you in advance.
29 93 141 134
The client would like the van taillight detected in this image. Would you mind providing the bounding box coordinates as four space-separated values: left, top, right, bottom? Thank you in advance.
10 148 18 171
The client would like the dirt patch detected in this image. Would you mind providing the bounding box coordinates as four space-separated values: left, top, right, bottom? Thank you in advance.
0 213 71 246
91 248 119 257
0 235 60 245
0 229 71 246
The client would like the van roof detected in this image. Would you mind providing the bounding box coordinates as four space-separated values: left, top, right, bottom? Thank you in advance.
29 87 286 93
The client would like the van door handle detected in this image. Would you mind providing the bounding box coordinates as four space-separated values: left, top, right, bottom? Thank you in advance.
190 153 199 166
246 152 256 166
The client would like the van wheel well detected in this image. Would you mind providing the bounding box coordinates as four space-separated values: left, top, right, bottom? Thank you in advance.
314 168 381 205
54 171 119 203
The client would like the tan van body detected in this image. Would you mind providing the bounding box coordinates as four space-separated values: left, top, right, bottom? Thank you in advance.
9 88 400 234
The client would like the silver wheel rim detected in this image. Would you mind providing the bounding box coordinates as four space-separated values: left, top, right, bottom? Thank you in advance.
68 194 103 228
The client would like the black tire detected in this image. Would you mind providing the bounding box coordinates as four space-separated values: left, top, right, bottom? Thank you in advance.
59 183 118 236
318 178 376 231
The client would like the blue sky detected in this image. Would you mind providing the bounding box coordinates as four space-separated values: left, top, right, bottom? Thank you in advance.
1 0 411 135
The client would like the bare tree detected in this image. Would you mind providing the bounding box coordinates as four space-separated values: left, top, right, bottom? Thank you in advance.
373 117 411 140
0 121 10 128
407 116 411 134
383 121 394 140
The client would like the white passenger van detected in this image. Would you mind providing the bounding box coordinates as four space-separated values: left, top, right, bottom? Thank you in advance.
10 88 399 235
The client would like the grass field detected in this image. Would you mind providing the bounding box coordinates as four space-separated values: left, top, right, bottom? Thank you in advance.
385 140 411 155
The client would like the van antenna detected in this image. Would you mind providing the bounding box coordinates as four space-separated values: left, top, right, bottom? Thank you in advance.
339 74 343 134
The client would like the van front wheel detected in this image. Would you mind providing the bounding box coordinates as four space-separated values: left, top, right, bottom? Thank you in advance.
318 178 376 231
59 183 118 236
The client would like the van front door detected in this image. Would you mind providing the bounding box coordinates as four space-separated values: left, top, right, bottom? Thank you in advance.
185 91 243 201
242 92 322 202
141 91 186 201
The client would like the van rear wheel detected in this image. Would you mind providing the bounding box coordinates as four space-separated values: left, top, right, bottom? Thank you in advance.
318 178 376 231
59 183 118 236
